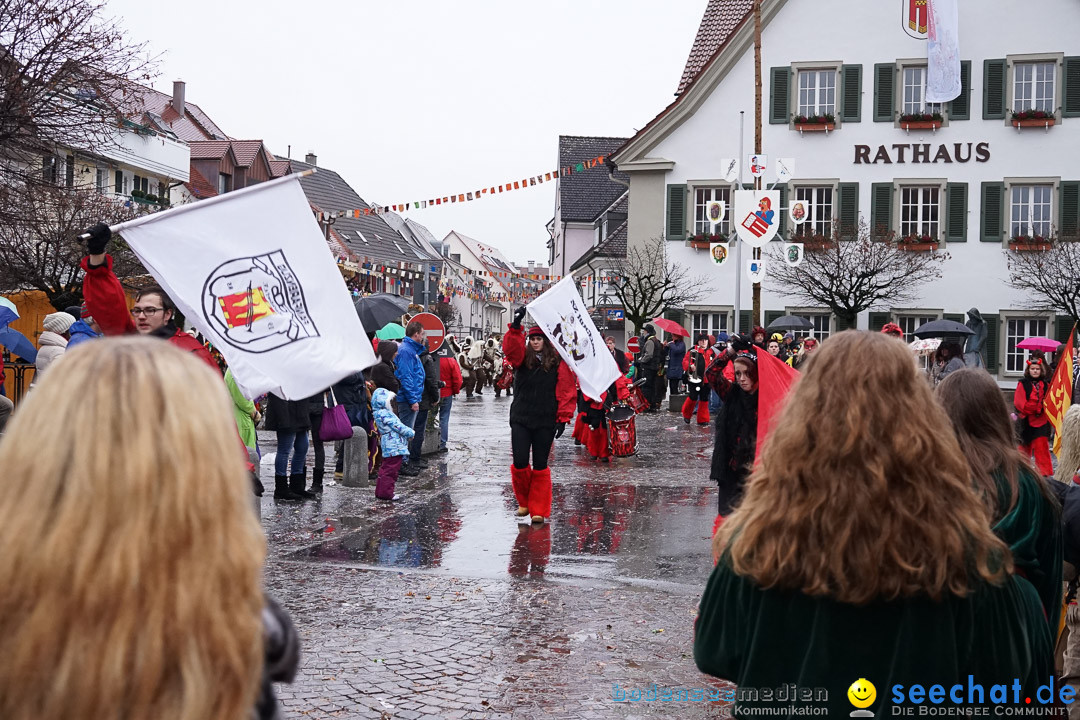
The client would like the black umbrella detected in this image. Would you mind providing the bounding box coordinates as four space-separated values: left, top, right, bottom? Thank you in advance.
766 315 813 331
913 319 974 338
354 293 411 332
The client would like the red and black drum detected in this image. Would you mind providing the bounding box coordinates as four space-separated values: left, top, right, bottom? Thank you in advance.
494 360 514 390
626 383 649 414
607 404 637 457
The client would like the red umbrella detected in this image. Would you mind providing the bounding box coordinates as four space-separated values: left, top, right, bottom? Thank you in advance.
650 317 690 337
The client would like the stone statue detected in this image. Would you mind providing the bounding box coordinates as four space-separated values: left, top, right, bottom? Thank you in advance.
964 308 987 368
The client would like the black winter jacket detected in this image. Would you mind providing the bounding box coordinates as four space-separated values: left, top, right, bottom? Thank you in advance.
419 349 441 411
264 394 313 433
370 341 400 393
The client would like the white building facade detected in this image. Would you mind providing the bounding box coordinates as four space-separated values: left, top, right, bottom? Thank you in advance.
612 0 1080 382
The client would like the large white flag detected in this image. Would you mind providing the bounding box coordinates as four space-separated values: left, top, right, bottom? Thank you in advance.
115 173 377 400
526 276 620 402
925 0 961 103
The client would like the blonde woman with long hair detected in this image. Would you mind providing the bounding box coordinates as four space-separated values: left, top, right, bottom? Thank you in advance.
695 331 1053 718
0 337 296 720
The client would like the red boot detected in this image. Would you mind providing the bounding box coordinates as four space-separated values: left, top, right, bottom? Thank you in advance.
681 396 694 424
696 401 710 425
528 467 553 522
510 465 532 516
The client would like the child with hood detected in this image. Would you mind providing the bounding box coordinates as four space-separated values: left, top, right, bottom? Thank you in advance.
372 387 415 501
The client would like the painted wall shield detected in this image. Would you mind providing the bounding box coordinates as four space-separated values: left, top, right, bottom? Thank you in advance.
734 190 781 248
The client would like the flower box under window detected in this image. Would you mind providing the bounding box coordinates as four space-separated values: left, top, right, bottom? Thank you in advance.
793 114 835 132
898 234 939 252
1008 235 1053 251
798 234 837 250
1011 110 1055 128
687 233 727 249
899 112 943 131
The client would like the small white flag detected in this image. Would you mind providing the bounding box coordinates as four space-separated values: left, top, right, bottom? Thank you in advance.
116 173 377 399
926 0 961 103
527 277 620 401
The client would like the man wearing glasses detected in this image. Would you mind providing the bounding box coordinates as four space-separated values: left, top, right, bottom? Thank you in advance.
80 223 216 370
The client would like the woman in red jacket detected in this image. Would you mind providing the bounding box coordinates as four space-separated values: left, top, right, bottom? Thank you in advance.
502 307 576 523
1014 357 1054 476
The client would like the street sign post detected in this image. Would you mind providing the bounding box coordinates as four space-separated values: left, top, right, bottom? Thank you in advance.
627 336 641 354
410 312 446 352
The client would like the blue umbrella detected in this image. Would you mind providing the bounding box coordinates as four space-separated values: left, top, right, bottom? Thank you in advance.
0 327 37 363
0 296 18 330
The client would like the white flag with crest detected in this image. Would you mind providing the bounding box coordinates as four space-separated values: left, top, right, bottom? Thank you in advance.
526 276 620 401
925 0 961 103
113 173 377 400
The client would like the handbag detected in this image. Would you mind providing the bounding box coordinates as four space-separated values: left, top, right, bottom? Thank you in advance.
319 388 354 441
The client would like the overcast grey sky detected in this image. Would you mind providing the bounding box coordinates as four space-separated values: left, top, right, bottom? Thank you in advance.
103 0 705 265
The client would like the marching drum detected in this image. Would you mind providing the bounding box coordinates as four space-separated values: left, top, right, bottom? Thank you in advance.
607 404 637 457
627 380 649 414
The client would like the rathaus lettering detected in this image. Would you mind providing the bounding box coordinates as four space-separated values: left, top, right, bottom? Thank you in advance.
853 142 990 165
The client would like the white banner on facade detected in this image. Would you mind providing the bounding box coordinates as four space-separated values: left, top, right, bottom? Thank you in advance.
925 0 961 103
114 173 377 400
526 276 620 402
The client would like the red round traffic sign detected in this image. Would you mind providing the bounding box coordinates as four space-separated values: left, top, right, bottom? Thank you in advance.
410 312 445 352
626 336 641 353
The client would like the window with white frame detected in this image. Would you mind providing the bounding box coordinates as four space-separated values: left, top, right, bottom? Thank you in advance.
1013 62 1056 113
896 314 940 344
797 68 836 117
792 186 834 238
96 168 107 194
693 187 732 236
1010 185 1054 239
691 311 729 339
901 66 942 116
794 313 832 341
1005 316 1049 374
899 186 941 238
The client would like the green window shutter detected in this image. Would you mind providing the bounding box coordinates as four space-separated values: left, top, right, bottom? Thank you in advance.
770 66 790 124
1061 181 1080 239
943 313 964 324
873 63 895 122
980 182 1004 242
1064 57 1080 118
1056 315 1076 344
666 184 687 240
837 182 859 240
983 59 1006 119
778 185 788 237
835 315 855 332
840 64 862 122
870 182 893 239
950 60 972 120
984 313 1000 374
946 182 968 242
739 310 753 335
869 312 890 332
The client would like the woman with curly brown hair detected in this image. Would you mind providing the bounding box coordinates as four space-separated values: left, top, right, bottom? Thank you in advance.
0 338 296 720
695 331 1053 719
936 368 1062 634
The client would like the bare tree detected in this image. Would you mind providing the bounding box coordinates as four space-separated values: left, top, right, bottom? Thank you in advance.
430 300 461 334
0 0 156 206
1005 238 1080 325
767 223 949 327
0 183 144 309
609 236 711 331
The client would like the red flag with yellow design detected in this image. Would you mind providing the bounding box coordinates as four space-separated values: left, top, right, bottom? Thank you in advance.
1047 325 1076 454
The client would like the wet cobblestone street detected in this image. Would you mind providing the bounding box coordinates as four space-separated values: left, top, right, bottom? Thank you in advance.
259 393 732 719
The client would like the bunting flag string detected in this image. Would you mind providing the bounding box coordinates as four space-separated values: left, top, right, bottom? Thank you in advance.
316 154 610 221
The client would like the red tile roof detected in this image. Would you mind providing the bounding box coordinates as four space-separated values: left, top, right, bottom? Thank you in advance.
188 140 233 160
269 159 291 178
677 0 753 95
230 140 265 168
184 166 217 199
116 83 229 142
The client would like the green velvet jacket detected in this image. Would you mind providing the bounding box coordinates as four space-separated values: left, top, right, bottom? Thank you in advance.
695 561 1054 718
991 466 1063 634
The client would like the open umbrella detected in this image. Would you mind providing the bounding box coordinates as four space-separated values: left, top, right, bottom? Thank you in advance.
913 319 974 339
0 296 19 330
649 317 690 337
766 315 813 332
375 322 406 340
1016 337 1063 353
0 327 37 363
354 293 411 332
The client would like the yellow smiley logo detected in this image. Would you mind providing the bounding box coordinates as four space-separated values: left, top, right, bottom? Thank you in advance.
847 678 876 709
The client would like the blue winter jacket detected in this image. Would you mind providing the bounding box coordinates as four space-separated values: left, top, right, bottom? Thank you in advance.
66 319 100 349
666 338 687 379
372 388 415 458
394 336 426 406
